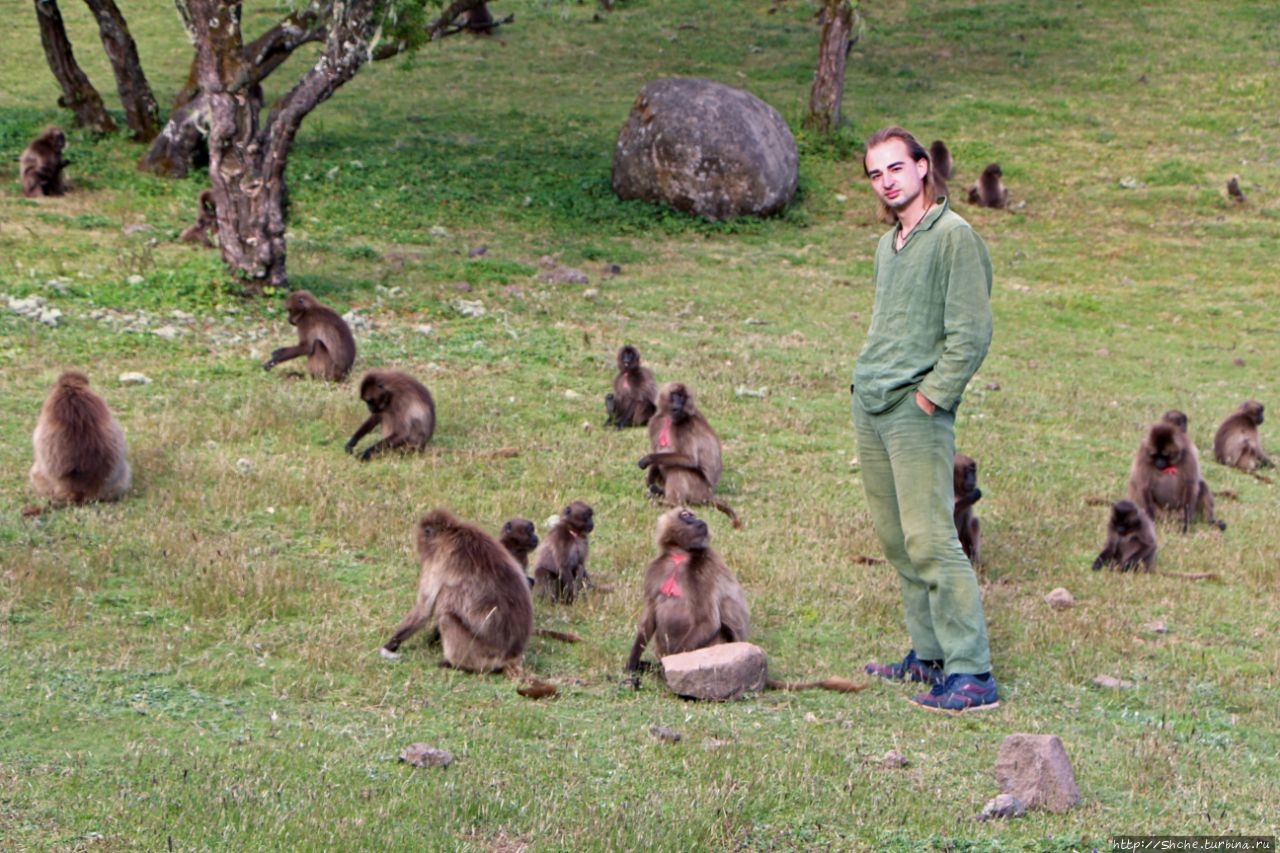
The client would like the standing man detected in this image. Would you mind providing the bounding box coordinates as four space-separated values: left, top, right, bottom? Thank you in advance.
854 127 998 712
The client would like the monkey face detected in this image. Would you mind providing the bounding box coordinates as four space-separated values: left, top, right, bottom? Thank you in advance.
1111 500 1143 534
618 346 640 372
284 291 312 325
1248 402 1265 425
360 376 391 413
667 385 691 422
1147 425 1185 471
503 519 538 551
676 509 710 550
563 501 594 534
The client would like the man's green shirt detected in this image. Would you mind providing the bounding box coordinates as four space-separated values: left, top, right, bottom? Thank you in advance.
853 198 993 415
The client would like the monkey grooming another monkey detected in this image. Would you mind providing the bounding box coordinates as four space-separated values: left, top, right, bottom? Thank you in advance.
179 190 219 247
1092 499 1157 572
966 163 1008 209
533 501 595 603
263 290 357 381
929 139 954 199
1128 418 1225 533
1214 400 1271 473
953 453 982 566
500 518 540 583
20 127 68 198
627 508 750 672
29 371 131 506
604 344 658 429
345 369 436 461
639 382 742 528
380 509 533 674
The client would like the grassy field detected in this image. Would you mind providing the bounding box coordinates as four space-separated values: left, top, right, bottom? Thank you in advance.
2 0 1279 849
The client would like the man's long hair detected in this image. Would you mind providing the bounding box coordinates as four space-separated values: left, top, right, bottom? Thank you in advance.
863 126 941 224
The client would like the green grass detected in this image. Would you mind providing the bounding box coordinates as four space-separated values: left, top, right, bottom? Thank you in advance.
2 0 1279 849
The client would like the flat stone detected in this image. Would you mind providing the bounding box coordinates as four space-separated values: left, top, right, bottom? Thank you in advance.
661 641 766 701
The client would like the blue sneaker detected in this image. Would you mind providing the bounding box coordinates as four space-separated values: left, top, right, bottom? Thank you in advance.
909 673 1000 712
864 650 945 685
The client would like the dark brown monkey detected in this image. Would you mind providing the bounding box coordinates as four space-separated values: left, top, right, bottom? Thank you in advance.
967 163 1008 209
262 290 357 381
533 501 594 603
380 509 533 674
178 190 218 247
929 139 954 199
604 344 658 429
29 371 131 505
627 508 750 671
1092 499 1157 572
1227 176 1246 204
1128 419 1225 533
1214 400 1271 473
639 382 741 528
953 453 982 566
500 517 539 575
345 369 436 461
20 127 68 198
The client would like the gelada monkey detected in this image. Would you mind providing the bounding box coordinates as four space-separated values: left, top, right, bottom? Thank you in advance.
500 518 539 579
639 382 742 528
953 452 982 566
345 369 436 461
262 290 357 381
380 509 534 674
929 139 953 199
1128 418 1224 533
533 501 594 603
627 509 863 693
21 127 68 198
1214 400 1271 473
604 344 657 429
179 190 218 247
29 371 131 506
1092 499 1157 572
966 163 1008 209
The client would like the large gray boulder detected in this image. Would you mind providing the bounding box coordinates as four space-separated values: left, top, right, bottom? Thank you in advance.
612 77 798 221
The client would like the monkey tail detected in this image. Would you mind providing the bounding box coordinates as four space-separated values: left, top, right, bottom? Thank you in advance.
535 628 582 643
766 677 868 693
1156 571 1222 582
710 499 743 529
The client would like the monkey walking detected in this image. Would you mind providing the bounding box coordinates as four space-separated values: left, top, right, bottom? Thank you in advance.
1214 400 1271 473
533 501 595 603
21 127 69 198
953 453 982 566
29 371 131 507
604 344 657 429
1128 417 1225 533
1092 500 1157 572
380 509 534 674
638 382 742 528
345 369 436 461
263 290 357 382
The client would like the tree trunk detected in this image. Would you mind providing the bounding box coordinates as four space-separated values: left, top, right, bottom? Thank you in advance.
82 0 160 141
805 0 856 136
33 0 117 133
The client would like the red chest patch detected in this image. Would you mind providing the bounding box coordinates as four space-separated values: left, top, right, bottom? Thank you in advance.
660 553 687 597
658 417 672 448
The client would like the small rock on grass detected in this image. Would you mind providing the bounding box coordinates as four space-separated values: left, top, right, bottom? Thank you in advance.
400 743 453 768
977 793 1026 821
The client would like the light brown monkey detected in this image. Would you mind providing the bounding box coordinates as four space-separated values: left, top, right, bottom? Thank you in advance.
262 290 357 381
380 509 533 674
1128 418 1225 533
178 190 218 247
533 501 594 603
1214 400 1271 472
953 453 982 566
639 382 741 528
627 508 750 671
500 517 539 576
1161 409 1226 528
29 371 131 505
966 163 1008 209
604 344 657 429
345 369 436 461
1092 499 1157 572
929 139 953 200
21 127 68 198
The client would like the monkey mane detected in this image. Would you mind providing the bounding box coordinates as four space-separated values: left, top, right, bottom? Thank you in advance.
47 374 116 490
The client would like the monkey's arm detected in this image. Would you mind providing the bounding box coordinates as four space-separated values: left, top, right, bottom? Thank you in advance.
359 434 413 462
718 594 750 644
638 451 704 472
263 343 309 369
626 613 656 671
344 414 380 454
955 487 982 510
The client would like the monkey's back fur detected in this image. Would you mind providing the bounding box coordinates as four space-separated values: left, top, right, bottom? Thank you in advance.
30 371 131 504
